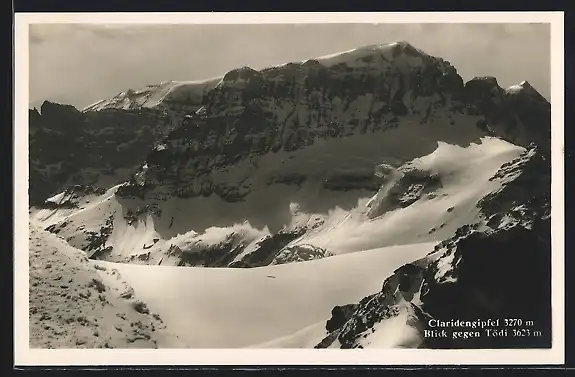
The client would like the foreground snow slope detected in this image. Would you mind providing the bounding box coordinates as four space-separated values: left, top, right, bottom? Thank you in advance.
101 241 435 348
28 225 184 348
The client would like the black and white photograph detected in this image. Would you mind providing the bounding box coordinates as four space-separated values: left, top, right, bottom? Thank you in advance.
15 12 564 366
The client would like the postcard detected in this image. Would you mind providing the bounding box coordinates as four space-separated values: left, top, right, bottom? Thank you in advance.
14 11 565 366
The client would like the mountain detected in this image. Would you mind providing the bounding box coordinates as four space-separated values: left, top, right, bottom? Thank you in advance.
29 42 549 206
28 41 552 349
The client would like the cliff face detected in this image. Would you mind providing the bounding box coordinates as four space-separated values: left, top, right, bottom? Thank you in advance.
464 77 551 153
29 102 172 205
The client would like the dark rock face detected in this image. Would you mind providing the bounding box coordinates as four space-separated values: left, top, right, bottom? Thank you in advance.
29 101 173 205
84 215 115 259
267 173 307 187
166 236 248 268
420 219 551 349
464 78 551 152
326 304 359 333
394 168 442 208
229 228 308 268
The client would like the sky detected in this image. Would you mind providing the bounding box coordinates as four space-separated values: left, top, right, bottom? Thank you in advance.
29 23 551 109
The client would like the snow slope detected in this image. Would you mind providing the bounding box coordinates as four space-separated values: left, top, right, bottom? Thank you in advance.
297 137 524 254
28 225 184 348
99 242 436 348
247 321 329 349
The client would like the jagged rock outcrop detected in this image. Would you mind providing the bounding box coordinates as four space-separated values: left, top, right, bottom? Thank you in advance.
41 184 107 209
366 164 442 219
162 236 247 267
228 228 308 268
271 244 332 265
480 143 551 228
314 254 434 349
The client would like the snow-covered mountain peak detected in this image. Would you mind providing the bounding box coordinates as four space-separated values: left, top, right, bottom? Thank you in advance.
81 41 459 114
313 41 453 75
505 79 547 101
519 80 531 87
82 78 221 112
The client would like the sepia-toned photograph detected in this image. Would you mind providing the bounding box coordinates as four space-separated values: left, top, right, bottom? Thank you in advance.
15 12 564 366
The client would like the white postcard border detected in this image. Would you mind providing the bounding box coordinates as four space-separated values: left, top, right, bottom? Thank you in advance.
14 11 565 366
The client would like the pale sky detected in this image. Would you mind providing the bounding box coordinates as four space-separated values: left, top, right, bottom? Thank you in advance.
29 23 551 109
